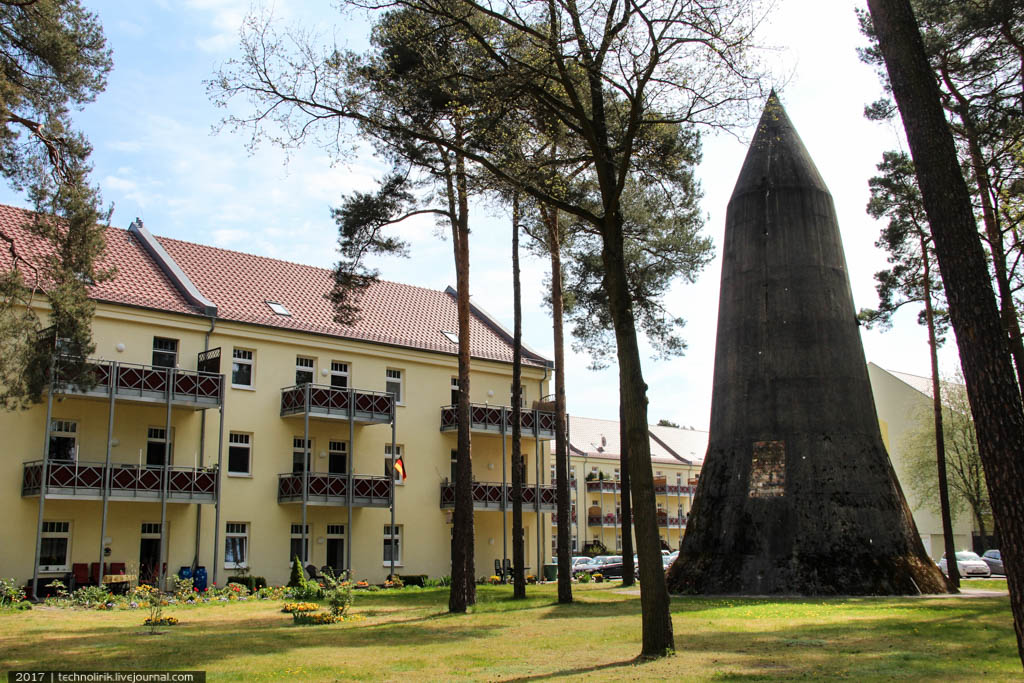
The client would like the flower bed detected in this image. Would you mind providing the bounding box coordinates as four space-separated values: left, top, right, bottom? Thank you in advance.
281 602 320 614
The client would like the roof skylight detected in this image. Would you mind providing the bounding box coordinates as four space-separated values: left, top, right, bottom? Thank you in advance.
441 330 459 344
266 300 291 316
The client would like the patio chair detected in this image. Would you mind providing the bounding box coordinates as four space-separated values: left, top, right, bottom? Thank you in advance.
502 559 512 583
494 559 502 582
306 564 320 581
109 562 126 575
72 563 89 588
90 562 111 586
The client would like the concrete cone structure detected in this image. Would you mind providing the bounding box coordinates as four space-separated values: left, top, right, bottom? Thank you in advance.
666 93 947 595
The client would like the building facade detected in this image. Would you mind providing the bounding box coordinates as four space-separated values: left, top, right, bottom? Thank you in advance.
867 363 974 559
556 416 706 556
0 206 556 590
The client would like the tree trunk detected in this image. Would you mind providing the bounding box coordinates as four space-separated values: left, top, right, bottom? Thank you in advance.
619 402 635 586
922 237 959 590
868 0 1024 664
449 147 476 612
511 193 526 600
602 208 674 656
544 206 573 605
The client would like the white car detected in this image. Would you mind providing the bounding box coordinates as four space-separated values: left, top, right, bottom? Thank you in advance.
939 551 992 578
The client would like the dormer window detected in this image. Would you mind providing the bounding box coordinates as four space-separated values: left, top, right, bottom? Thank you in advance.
266 300 291 316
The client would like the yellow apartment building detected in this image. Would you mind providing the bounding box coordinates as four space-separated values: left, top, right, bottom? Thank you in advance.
555 416 707 556
0 205 558 593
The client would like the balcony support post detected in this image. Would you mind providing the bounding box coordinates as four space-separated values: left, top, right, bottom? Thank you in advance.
31 373 55 600
347 387 354 575
501 406 507 580
158 368 173 592
302 383 310 569
535 410 541 569
98 362 117 584
213 396 225 589
389 413 396 580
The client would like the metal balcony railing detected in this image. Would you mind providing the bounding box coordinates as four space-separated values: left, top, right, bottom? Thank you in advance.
22 460 217 502
276 472 392 507
439 404 556 439
585 479 621 493
53 358 223 407
280 384 394 423
439 481 556 512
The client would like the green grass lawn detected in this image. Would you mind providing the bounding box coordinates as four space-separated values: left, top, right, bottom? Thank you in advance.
1 584 1019 681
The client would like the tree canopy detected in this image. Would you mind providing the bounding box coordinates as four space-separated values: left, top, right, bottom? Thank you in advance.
0 0 112 409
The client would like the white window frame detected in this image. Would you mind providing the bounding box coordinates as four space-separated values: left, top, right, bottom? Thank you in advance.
225 522 249 569
295 356 315 386
293 437 313 474
40 521 71 572
383 524 402 566
510 383 527 408
330 361 349 389
231 348 254 389
386 368 404 405
146 427 173 468
385 443 404 485
227 432 252 477
614 468 620 481
152 337 178 368
49 419 78 461
290 524 310 563
328 440 348 475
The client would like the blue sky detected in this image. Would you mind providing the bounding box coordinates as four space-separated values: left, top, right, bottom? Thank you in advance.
1 0 959 427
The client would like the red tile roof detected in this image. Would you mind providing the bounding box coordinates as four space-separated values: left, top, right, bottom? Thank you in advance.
0 203 547 366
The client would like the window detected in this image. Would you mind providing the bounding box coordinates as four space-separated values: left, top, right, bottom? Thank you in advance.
146 427 173 468
510 383 526 408
330 361 349 389
676 472 683 486
383 525 402 565
550 463 556 484
328 441 347 475
614 468 620 481
450 449 458 483
49 419 77 461
152 337 178 368
228 433 251 476
326 525 345 572
290 524 309 563
232 349 254 388
141 523 161 536
385 444 404 485
450 377 459 405
266 300 291 316
296 357 314 386
386 368 403 404
570 465 577 483
225 522 248 568
40 521 70 572
292 438 312 475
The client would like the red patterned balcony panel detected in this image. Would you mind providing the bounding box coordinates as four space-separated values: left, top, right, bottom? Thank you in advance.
278 472 389 507
536 411 556 433
471 405 503 431
281 385 393 422
21 462 42 496
173 371 223 402
587 515 602 526
23 461 216 501
440 483 456 506
440 406 458 430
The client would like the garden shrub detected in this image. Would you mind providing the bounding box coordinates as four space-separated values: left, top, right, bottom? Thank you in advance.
72 585 113 608
287 556 304 588
228 576 266 592
0 578 25 606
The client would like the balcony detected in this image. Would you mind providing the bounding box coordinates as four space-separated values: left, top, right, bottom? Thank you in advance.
653 482 697 496
585 479 620 493
587 512 620 527
277 472 392 507
550 511 578 525
280 384 394 424
439 404 556 439
53 359 223 408
657 513 686 528
22 460 217 503
439 481 556 512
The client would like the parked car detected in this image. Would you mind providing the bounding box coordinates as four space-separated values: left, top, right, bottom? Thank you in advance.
595 561 638 581
587 555 622 574
663 551 679 570
982 549 1004 575
939 551 992 578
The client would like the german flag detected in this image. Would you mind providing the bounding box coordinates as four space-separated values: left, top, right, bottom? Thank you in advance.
394 456 407 481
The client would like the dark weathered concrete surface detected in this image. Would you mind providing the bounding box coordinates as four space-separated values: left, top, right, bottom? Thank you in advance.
667 93 947 595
